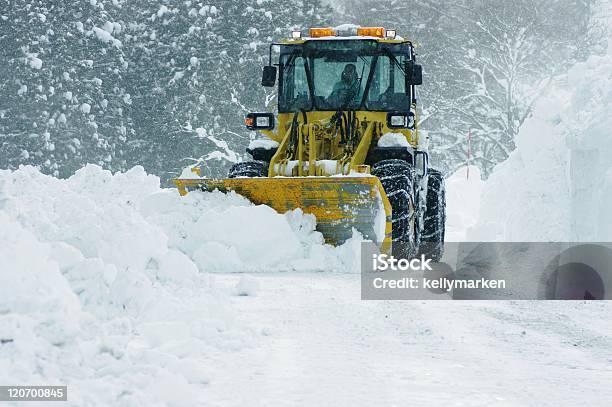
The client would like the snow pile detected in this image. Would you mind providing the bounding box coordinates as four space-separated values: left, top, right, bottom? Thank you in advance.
466 85 572 241
377 132 409 148
0 214 80 346
140 188 360 273
444 165 484 241
0 166 244 405
468 47 612 241
233 277 260 297
248 138 279 150
0 164 361 406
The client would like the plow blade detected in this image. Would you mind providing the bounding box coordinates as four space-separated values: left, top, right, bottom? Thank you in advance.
174 177 391 247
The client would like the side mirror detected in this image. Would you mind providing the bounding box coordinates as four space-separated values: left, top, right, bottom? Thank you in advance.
245 112 275 130
262 66 277 87
387 111 415 129
406 61 423 85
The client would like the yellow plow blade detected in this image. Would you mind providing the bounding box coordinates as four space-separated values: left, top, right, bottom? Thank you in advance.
174 177 391 248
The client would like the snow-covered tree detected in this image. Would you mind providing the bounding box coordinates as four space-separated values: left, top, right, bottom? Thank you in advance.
0 0 331 182
0 0 133 177
441 0 599 175
120 0 332 181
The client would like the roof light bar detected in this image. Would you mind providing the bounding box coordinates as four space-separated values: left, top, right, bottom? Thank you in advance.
385 29 397 39
291 30 302 39
309 27 336 38
357 27 385 38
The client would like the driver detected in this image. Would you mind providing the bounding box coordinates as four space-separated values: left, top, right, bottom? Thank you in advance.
328 64 361 106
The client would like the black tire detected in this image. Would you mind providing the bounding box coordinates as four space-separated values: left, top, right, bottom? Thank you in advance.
228 161 269 178
420 168 446 261
371 159 419 259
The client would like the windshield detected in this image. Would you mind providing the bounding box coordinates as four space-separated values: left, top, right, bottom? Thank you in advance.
279 40 412 112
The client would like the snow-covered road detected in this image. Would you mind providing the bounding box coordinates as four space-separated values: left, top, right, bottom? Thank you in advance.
207 272 612 406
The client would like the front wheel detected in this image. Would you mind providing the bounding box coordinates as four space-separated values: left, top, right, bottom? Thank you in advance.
420 169 446 261
372 159 419 259
228 161 269 178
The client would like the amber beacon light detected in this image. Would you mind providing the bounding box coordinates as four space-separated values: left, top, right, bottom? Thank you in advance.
357 27 385 37
309 27 336 38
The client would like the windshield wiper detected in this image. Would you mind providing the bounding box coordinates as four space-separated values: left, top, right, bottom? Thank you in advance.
380 48 408 76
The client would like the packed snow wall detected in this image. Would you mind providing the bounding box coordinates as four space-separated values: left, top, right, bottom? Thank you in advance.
565 47 612 241
468 44 612 242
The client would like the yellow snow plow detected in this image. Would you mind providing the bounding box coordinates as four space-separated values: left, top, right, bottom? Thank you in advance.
174 175 391 246
174 26 447 259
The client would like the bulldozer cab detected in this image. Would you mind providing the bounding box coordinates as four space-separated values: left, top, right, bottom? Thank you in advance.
276 39 418 114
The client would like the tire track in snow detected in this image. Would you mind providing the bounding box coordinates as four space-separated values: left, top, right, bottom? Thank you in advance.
201 274 611 406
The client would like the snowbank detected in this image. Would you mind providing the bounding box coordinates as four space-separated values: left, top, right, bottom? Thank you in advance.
0 164 361 406
468 47 612 242
467 87 572 241
444 165 484 241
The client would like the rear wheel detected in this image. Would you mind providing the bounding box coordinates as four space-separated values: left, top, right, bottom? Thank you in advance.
228 161 269 178
420 169 446 261
372 159 419 259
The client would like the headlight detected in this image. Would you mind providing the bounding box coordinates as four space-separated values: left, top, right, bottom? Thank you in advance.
386 112 414 129
245 113 275 130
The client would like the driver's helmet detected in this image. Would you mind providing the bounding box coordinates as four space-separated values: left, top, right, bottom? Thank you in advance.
341 64 358 85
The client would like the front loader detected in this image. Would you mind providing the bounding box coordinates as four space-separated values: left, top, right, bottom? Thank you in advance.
174 25 446 259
